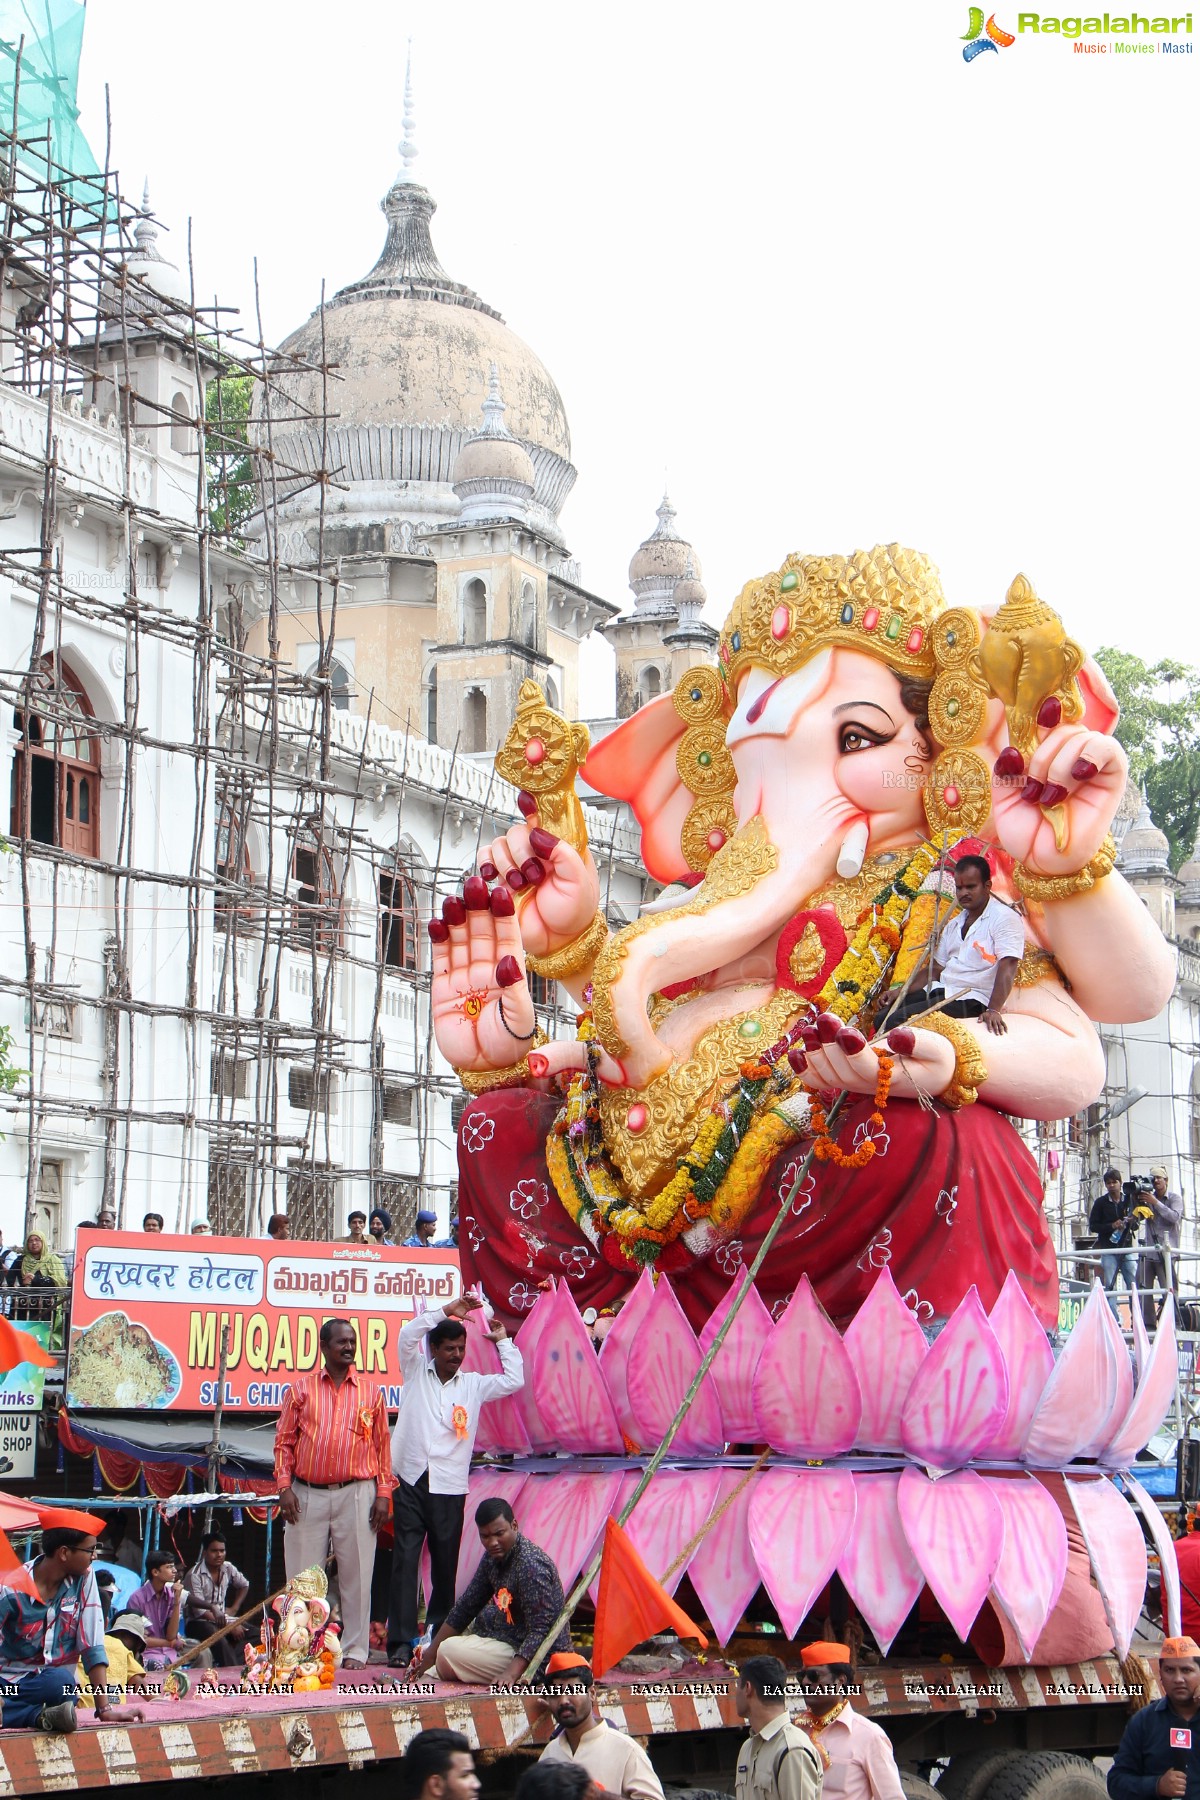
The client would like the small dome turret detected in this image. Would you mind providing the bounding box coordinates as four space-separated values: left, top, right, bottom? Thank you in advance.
452 364 535 523
628 495 700 610
1119 790 1171 875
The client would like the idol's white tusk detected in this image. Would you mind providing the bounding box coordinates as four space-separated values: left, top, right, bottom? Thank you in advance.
836 821 869 879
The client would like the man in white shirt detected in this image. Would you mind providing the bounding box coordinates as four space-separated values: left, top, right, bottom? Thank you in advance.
387 1293 523 1668
930 853 1025 1034
797 1642 904 1800
537 1651 665 1800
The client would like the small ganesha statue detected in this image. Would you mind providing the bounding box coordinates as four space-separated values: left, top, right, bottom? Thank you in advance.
241 1565 342 1693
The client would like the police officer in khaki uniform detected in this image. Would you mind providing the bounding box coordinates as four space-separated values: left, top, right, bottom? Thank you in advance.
735 1655 823 1800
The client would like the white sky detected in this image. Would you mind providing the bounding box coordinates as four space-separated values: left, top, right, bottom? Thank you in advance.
77 0 1198 714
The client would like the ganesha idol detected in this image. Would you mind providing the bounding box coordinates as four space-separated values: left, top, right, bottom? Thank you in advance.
435 544 1174 1333
431 547 1180 1668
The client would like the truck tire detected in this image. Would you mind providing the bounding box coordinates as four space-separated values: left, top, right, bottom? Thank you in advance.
985 1752 1107 1800
901 1777 941 1800
935 1750 1025 1800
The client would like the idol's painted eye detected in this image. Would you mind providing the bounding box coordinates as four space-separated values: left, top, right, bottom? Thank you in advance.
838 720 891 755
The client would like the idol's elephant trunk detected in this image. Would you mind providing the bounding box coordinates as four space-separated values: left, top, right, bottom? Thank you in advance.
597 799 860 1088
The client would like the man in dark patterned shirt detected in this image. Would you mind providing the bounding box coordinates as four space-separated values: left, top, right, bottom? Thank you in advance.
411 1496 570 1685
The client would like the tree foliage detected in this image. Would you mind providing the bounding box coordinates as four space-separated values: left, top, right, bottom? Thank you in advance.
204 372 257 537
1095 647 1200 871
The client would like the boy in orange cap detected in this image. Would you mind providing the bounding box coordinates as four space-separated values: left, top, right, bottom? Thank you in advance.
797 1643 903 1800
536 1651 664 1800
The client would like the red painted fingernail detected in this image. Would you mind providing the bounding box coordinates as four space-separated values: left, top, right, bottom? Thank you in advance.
1039 782 1068 807
521 858 546 887
428 919 449 943
528 827 558 858
1022 777 1045 805
442 896 466 926
887 1026 916 1056
1070 758 1098 782
496 955 523 988
528 1053 548 1079
490 885 515 917
816 1013 841 1044
479 861 499 881
1037 696 1062 730
463 876 489 910
800 1024 822 1052
506 869 528 892
994 747 1024 779
517 790 538 819
836 1026 866 1054
786 1045 809 1075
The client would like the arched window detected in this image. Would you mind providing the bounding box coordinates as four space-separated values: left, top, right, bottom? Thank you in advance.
464 688 488 754
518 579 537 647
425 667 439 742
463 578 487 646
379 859 419 971
291 833 340 954
215 803 254 926
544 676 561 712
10 656 100 858
328 661 352 711
170 389 192 455
637 665 663 710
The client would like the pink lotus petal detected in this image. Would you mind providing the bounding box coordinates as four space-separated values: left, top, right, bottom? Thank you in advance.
900 1287 1009 1468
844 1269 928 1454
1131 1298 1151 1381
514 1284 564 1452
627 1277 725 1454
597 1268 657 1450
898 1467 1004 1643
982 1475 1069 1661
752 1276 862 1457
588 1471 641 1604
1099 1296 1179 1469
454 1468 530 1594
1089 1292 1135 1458
688 1468 766 1646
1125 1472 1181 1639
836 1472 924 1654
531 1285 624 1455
748 1469 857 1639
621 1469 725 1596
1023 1284 1121 1468
515 1470 626 1592
986 1271 1054 1461
699 1273 774 1441
459 1314 531 1456
1065 1475 1146 1660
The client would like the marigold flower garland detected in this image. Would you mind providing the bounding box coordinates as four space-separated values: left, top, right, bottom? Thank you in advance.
545 839 941 1264
809 1051 893 1169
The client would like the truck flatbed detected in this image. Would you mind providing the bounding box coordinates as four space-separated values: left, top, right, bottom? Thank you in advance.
0 1655 1149 1797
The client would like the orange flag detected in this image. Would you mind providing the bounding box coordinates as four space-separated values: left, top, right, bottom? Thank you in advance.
0 1531 40 1598
591 1516 708 1678
0 1315 57 1374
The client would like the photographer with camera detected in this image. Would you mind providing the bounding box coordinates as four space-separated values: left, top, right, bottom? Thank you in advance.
1089 1167 1139 1321
1141 1165 1184 1323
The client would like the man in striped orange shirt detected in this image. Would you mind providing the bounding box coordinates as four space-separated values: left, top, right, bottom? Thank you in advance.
274 1318 393 1668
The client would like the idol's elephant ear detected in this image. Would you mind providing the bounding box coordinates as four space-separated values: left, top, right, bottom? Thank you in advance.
582 694 693 884
1077 655 1119 735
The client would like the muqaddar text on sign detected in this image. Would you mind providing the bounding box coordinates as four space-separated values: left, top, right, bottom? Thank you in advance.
65 1232 461 1411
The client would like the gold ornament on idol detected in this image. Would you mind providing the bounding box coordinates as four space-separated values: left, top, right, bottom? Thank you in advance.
456 1029 549 1096
494 679 591 856
1012 834 1117 905
525 911 611 982
672 666 737 874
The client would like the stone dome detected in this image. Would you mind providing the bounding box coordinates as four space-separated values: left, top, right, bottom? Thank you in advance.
258 164 576 548
628 496 701 598
1119 791 1171 874
1177 827 1200 902
454 431 536 488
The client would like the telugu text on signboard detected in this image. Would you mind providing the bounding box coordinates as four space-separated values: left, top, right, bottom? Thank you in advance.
66 1233 462 1411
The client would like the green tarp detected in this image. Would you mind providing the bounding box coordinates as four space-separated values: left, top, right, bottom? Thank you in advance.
0 0 108 208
